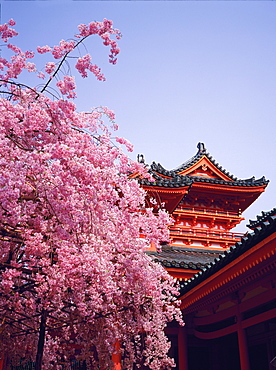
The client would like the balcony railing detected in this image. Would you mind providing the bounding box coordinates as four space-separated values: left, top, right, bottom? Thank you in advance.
176 206 241 217
169 227 244 240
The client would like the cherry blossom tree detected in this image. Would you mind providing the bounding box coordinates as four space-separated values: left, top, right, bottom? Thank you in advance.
0 19 182 370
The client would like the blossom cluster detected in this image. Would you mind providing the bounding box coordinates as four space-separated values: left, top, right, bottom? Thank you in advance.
0 19 17 42
0 18 121 96
56 75 76 98
115 136 134 152
75 54 105 80
45 62 55 74
37 39 76 60
0 19 182 370
77 19 121 65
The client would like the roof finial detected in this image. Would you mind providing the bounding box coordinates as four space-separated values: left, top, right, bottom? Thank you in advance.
197 142 206 153
137 154 145 164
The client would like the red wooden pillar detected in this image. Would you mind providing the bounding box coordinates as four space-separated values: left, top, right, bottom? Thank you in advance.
0 354 5 370
112 341 121 370
236 311 250 370
178 326 189 370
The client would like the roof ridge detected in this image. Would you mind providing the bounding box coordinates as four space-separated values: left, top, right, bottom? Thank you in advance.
247 207 276 229
184 174 269 187
179 208 276 294
139 172 193 188
150 143 238 180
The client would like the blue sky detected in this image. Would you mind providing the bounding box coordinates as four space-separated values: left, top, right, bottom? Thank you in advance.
2 1 276 232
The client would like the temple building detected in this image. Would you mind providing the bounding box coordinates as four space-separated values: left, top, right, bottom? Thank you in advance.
140 142 268 280
2 144 275 370
139 143 276 370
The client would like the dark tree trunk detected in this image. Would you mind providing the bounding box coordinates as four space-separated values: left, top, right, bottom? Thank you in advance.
35 309 47 370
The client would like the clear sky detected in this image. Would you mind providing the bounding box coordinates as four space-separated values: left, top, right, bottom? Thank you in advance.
1 0 276 232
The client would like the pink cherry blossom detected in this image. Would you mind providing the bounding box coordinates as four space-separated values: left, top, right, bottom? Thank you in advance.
26 62 36 72
75 54 106 80
0 18 183 370
56 75 77 98
51 40 75 59
115 136 134 152
0 22 18 42
37 45 52 54
8 19 16 26
45 61 56 74
7 43 21 53
37 71 45 79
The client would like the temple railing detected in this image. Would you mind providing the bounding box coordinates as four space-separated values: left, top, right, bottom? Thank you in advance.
177 206 241 217
169 227 244 240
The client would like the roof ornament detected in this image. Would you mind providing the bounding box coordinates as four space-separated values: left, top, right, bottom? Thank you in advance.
197 142 206 153
137 154 145 164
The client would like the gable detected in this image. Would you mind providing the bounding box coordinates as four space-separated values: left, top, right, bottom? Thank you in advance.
176 156 233 182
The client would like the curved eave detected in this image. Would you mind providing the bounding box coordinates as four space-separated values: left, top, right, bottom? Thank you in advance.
247 207 276 229
141 177 268 192
180 232 276 313
142 185 190 193
179 212 276 311
188 182 267 212
147 246 221 271
139 173 193 188
155 260 201 271
190 182 267 194
190 177 269 189
148 144 269 189
143 185 190 213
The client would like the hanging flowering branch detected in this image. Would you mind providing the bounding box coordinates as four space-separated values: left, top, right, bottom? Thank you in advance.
0 18 183 370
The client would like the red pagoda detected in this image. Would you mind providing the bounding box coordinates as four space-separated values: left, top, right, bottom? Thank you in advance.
140 143 269 280
139 143 276 370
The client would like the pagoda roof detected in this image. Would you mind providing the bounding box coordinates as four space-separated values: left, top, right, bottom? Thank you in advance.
138 143 269 213
139 171 267 189
139 172 193 188
179 208 276 295
151 142 236 180
148 142 268 188
147 246 221 271
247 207 276 229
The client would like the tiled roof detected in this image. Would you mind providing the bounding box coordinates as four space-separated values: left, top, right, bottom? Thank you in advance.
147 246 221 270
247 208 276 229
146 143 269 188
139 170 267 189
184 174 267 187
139 172 193 188
179 208 276 295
